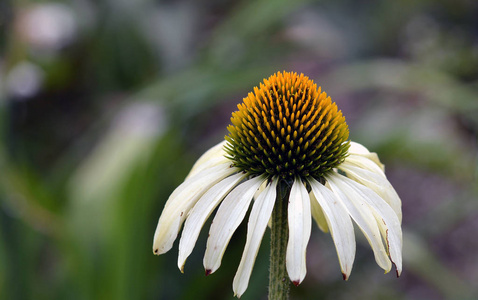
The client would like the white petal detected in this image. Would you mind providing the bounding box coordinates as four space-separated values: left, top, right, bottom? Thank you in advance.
178 173 245 271
204 176 266 274
308 178 356 279
186 141 229 179
344 154 386 177
309 192 329 233
254 180 268 200
339 162 402 222
348 141 385 171
153 163 235 255
326 173 392 272
286 178 312 286
233 178 278 297
348 141 371 155
331 174 403 276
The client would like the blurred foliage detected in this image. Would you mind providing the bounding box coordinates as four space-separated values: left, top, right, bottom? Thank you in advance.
1 0 477 299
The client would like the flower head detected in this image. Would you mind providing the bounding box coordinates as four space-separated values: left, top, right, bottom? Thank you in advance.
153 71 402 297
224 72 349 180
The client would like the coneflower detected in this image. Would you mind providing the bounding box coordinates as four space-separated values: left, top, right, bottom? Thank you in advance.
153 71 402 298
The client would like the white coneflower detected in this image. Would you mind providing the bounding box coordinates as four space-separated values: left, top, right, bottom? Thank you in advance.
153 71 402 298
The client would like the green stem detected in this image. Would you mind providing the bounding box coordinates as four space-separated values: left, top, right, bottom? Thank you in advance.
268 181 290 300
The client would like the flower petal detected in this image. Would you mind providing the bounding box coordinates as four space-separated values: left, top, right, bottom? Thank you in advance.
326 173 392 273
178 172 245 271
309 192 329 233
339 162 402 222
153 163 236 255
348 141 371 155
331 174 402 276
233 178 278 297
186 141 229 179
348 141 385 171
345 154 386 178
286 178 312 286
204 176 266 274
308 178 356 279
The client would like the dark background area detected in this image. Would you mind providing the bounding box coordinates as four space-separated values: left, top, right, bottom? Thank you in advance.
0 0 477 299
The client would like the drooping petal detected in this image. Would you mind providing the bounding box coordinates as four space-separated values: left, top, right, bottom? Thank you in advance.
348 141 385 171
186 141 229 179
330 174 402 276
153 163 236 255
309 192 329 233
233 178 278 297
348 141 372 155
254 180 268 200
339 162 402 222
286 178 312 286
178 173 246 271
326 173 392 273
308 178 356 279
204 176 266 274
344 154 386 178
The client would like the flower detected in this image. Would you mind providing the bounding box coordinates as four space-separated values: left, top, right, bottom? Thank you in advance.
153 71 402 297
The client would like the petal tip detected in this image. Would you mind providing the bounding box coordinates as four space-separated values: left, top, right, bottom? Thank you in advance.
342 273 348 281
205 269 212 276
393 262 402 278
292 280 300 287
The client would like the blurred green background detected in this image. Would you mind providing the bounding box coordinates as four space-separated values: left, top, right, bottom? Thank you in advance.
1 0 477 299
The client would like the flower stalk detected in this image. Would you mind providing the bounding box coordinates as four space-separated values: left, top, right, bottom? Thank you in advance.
269 180 291 300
